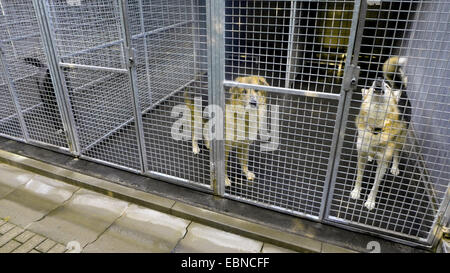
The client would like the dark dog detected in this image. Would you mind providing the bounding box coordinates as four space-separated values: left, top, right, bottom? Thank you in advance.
24 57 65 133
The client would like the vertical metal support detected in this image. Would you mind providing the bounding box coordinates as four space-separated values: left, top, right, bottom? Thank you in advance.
322 0 364 220
429 186 450 247
209 0 225 196
118 0 147 174
190 0 198 77
138 0 152 106
284 0 297 89
0 45 29 141
34 0 81 155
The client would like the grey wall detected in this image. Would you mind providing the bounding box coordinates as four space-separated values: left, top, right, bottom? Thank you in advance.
402 1 449 198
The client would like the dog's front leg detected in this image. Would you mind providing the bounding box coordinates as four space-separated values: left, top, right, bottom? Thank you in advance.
365 158 389 211
238 145 255 181
351 153 368 200
391 148 400 176
225 144 232 187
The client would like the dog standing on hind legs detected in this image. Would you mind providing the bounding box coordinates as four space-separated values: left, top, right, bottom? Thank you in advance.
351 56 411 211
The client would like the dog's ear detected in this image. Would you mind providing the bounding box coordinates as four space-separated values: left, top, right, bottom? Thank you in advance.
257 76 270 87
229 86 241 101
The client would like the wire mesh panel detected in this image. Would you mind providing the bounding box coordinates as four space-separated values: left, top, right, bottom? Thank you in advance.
327 0 449 244
0 55 23 140
223 0 356 219
0 0 69 149
130 0 210 187
44 0 142 171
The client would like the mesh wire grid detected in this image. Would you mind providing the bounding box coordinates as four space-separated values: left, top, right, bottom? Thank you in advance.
0 54 23 140
134 0 211 187
225 0 354 93
0 0 69 149
327 0 449 243
45 0 141 171
223 0 355 218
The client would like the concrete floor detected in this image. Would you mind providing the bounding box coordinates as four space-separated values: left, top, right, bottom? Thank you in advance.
0 162 296 253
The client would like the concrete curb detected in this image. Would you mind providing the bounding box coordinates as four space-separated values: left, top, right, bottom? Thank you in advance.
0 149 357 253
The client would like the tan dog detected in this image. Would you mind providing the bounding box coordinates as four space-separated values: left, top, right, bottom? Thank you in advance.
184 75 268 187
351 56 410 211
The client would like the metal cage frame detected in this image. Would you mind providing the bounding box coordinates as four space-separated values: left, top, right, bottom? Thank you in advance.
0 0 448 248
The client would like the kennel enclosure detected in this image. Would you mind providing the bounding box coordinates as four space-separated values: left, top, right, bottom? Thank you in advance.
0 0 448 248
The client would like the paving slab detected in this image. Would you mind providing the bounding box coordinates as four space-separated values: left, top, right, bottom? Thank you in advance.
28 188 129 248
0 163 34 198
0 240 21 253
174 222 263 253
83 204 190 253
261 243 297 253
0 175 79 227
0 226 24 247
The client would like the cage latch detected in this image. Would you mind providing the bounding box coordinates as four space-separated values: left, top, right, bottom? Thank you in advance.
124 46 136 68
342 64 360 92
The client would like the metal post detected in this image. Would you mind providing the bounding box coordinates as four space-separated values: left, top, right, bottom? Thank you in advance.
118 0 148 174
34 0 81 155
0 44 29 141
284 1 297 89
209 0 225 196
138 0 152 107
322 0 364 220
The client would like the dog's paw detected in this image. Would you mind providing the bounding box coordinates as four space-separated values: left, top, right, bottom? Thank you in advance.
225 177 232 187
368 155 373 162
350 188 361 200
245 171 255 181
390 165 400 176
192 143 200 155
364 196 376 211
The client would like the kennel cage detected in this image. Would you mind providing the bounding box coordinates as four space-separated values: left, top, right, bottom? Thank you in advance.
0 0 448 248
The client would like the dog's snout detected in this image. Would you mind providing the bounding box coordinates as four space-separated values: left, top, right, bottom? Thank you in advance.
374 87 384 95
250 97 258 107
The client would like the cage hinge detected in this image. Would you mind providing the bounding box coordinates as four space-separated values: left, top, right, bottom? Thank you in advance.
343 64 360 92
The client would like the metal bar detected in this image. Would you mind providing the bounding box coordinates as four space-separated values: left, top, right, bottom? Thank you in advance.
0 102 43 124
0 46 29 142
209 0 225 196
138 0 152 107
325 216 431 247
0 132 24 143
34 0 81 155
60 39 124 60
428 180 450 247
82 78 196 154
147 171 213 194
118 0 147 174
224 193 320 222
223 80 341 100
59 62 128 73
0 33 41 43
323 0 365 221
79 154 141 174
284 1 297 89
131 20 194 40
59 20 193 60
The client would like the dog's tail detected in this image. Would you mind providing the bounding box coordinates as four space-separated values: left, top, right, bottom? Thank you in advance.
383 56 408 90
24 57 46 68
383 56 411 125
